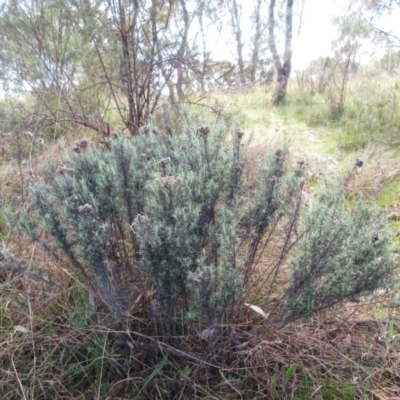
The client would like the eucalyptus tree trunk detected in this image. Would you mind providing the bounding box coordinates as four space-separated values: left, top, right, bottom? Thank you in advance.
250 0 262 83
175 0 190 102
268 0 294 104
198 7 207 92
229 0 246 85
116 0 138 134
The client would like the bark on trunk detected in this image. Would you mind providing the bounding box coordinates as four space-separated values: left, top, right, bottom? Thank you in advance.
230 0 246 85
118 0 137 133
272 72 289 104
175 0 190 101
250 0 262 83
268 0 294 105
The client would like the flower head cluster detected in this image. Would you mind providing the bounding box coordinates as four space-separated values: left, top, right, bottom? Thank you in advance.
78 203 93 214
110 130 122 138
159 175 183 188
187 273 201 286
236 129 245 139
73 139 90 152
156 157 171 167
56 165 74 175
133 214 152 233
197 125 210 136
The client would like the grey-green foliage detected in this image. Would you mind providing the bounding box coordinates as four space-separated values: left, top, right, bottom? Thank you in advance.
284 183 393 321
17 107 301 331
17 106 394 333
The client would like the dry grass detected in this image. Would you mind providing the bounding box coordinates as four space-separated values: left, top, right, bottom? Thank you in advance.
345 145 400 200
241 316 400 399
2 265 400 399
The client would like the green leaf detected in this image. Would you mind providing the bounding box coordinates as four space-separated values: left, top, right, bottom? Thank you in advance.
140 354 168 393
285 364 297 381
179 365 191 378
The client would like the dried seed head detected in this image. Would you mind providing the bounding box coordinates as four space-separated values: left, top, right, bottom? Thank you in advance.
56 165 74 175
355 159 363 168
133 214 151 229
197 125 210 136
156 157 171 167
236 129 245 139
187 274 201 285
159 175 183 187
75 139 89 150
352 270 362 280
68 194 78 202
25 131 34 139
110 130 121 138
78 203 93 214
160 176 174 187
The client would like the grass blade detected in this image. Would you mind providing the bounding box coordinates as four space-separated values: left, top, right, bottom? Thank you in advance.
140 354 169 393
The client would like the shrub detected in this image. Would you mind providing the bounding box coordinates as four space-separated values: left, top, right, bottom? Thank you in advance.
283 181 393 321
16 107 393 336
